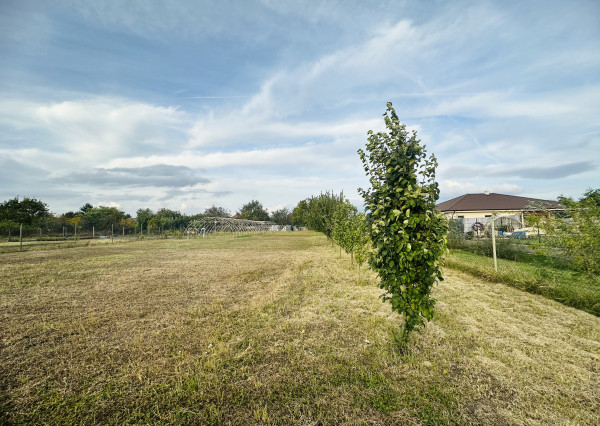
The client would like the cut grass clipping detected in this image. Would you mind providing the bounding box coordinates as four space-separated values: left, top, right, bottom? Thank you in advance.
1 232 599 424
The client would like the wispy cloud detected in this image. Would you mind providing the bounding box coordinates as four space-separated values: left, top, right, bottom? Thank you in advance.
444 162 596 181
57 165 210 188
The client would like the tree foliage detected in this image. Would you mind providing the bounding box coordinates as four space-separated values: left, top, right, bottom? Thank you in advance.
358 102 447 343
203 205 231 217
294 191 346 239
0 197 50 226
550 188 600 274
332 203 370 267
270 208 292 225
136 208 154 231
79 203 94 214
238 200 270 222
332 200 357 252
292 200 309 227
83 206 126 231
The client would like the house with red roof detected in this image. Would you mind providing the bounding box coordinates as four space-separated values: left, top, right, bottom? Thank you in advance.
436 192 563 233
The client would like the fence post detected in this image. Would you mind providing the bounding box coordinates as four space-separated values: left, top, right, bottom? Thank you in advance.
19 224 23 251
112 224 114 243
93 226 95 238
491 215 498 272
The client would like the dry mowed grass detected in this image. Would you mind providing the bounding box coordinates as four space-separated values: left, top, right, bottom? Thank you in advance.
1 232 598 424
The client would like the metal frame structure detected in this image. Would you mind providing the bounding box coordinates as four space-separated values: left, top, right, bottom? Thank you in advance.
184 217 276 237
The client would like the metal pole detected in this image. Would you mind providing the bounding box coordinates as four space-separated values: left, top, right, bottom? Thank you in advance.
491 215 497 272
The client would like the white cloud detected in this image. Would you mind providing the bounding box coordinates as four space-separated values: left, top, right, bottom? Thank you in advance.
439 180 524 200
416 88 600 119
34 99 188 161
0 97 189 167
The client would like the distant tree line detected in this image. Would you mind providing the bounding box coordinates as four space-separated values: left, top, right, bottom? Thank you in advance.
0 197 293 239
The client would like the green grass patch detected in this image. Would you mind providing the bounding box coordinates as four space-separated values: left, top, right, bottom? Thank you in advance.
446 249 600 315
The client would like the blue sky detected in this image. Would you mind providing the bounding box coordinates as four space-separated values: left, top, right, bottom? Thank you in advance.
1 0 599 216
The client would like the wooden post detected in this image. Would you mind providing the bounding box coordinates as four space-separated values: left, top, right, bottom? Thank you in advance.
74 225 77 240
19 224 23 251
8 229 10 242
111 224 114 243
491 215 498 272
122 226 125 236
93 226 95 238
39 227 42 240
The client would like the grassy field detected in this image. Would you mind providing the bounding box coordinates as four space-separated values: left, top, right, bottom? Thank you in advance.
1 232 599 424
0 237 139 254
446 249 600 316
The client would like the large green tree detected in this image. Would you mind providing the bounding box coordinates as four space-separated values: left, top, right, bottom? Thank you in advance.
358 102 447 344
238 200 270 222
154 208 184 231
292 199 309 227
83 206 126 231
270 208 292 225
203 205 231 217
136 208 155 232
0 197 50 226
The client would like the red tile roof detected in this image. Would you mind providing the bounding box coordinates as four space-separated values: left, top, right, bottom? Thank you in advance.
436 193 563 212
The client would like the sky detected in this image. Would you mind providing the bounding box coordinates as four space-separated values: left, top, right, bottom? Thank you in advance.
1 0 599 216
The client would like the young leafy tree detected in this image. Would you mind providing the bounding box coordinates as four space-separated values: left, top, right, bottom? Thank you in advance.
332 200 356 255
358 102 447 344
345 211 369 266
352 213 371 269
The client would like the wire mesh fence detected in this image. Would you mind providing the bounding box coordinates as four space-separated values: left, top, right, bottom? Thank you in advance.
0 219 296 254
446 218 600 316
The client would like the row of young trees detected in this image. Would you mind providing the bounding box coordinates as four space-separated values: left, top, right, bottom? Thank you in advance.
291 191 370 267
